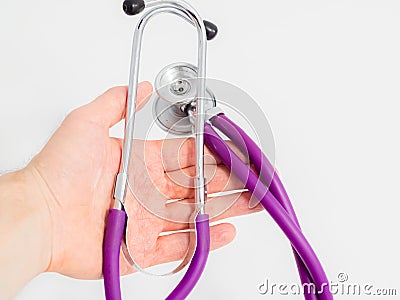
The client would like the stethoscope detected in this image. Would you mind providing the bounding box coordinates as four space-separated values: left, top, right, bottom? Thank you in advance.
102 1 334 299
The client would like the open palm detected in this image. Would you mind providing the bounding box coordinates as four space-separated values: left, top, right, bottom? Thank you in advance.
27 83 260 279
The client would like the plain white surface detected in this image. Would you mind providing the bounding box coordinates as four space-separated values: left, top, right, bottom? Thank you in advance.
1 0 400 299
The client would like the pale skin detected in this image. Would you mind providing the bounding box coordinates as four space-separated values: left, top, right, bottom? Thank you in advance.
0 82 261 299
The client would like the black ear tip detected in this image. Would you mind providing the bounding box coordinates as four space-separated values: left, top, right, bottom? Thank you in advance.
204 20 218 40
123 0 145 16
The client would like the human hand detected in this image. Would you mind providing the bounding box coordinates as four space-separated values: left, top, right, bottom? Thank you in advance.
8 83 261 283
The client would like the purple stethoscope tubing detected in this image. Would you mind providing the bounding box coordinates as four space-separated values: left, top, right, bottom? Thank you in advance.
165 214 210 300
102 114 334 300
204 114 333 300
103 112 333 300
211 114 318 300
103 211 210 300
103 209 126 300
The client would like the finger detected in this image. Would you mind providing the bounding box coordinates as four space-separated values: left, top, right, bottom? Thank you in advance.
135 83 153 111
120 223 236 274
153 223 236 267
160 137 249 172
164 164 246 199
163 192 262 231
79 82 153 128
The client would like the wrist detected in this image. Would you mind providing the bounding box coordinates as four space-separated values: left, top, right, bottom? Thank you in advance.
0 168 52 298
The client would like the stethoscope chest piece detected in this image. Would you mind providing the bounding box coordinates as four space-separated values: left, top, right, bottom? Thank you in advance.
153 62 216 135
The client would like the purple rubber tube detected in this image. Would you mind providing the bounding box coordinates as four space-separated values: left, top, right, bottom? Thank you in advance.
166 214 210 300
103 209 127 300
204 124 333 300
211 114 298 221
211 114 317 300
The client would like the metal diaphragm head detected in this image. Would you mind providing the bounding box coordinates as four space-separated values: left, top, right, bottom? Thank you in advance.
153 62 216 135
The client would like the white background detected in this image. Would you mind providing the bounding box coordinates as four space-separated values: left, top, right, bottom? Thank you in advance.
1 0 400 299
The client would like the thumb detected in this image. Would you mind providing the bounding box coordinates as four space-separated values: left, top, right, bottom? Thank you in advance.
81 81 153 128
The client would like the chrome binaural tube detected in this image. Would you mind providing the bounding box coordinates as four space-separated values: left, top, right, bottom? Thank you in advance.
114 0 208 214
